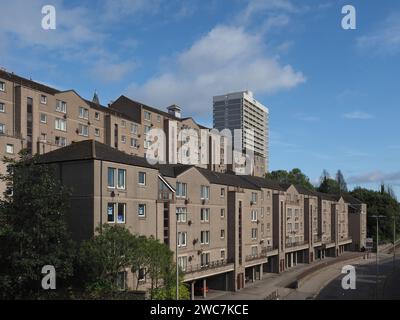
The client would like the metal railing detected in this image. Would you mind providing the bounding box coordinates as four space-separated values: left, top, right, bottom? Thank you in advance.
183 259 234 274
245 252 268 262
285 240 309 248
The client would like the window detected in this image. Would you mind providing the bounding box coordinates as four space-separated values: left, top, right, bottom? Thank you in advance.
144 125 151 134
6 144 14 154
121 135 126 143
287 223 292 232
78 124 89 136
138 204 146 217
40 113 47 123
267 191 271 199
178 232 187 247
39 95 47 104
131 138 138 148
251 192 257 204
117 169 126 189
176 182 187 198
107 203 115 223
251 210 258 222
121 120 126 128
267 223 271 232
138 268 146 281
201 252 210 267
40 133 47 142
0 123 4 134
220 188 225 197
220 250 226 260
220 208 225 218
55 136 66 147
178 256 187 271
116 271 127 290
117 203 126 223
144 111 151 121
200 231 210 244
200 208 210 222
295 223 299 231
287 208 292 218
79 107 89 119
267 207 271 215
251 228 258 240
131 123 138 134
56 100 67 113
251 246 258 257
144 140 151 149
138 172 146 186
261 223 264 233
295 209 299 218
220 229 225 239
0 103 4 112
200 185 210 200
95 112 100 120
177 207 187 223
0 81 5 92
108 168 116 188
94 128 100 137
55 118 67 131
261 207 264 218
157 115 161 122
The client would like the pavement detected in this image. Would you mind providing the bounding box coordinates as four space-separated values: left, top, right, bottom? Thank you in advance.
205 252 368 300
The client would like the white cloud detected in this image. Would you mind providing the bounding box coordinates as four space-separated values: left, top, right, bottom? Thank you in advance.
127 25 305 117
348 171 400 185
342 111 373 120
357 13 400 56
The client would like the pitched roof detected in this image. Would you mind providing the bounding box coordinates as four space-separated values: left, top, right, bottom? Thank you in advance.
341 193 363 205
0 68 60 95
195 168 260 190
157 164 194 178
38 140 156 169
238 175 285 191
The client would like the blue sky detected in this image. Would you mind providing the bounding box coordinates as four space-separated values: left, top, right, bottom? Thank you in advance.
1 0 399 197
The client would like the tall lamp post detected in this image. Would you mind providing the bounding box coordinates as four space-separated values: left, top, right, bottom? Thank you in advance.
371 214 385 299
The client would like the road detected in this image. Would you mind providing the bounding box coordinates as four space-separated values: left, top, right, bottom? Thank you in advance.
317 251 400 300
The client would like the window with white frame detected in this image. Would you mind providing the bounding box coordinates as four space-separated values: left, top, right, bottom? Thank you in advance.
220 188 225 197
176 207 187 223
157 115 161 122
220 208 225 218
287 208 292 218
117 203 126 224
220 229 225 239
287 223 292 232
131 123 138 134
177 232 187 247
251 228 258 239
121 120 126 128
40 113 47 123
200 185 210 200
251 210 258 222
144 140 151 149
56 100 67 113
176 182 187 198
200 208 210 222
0 123 4 134
116 271 127 290
95 112 100 120
251 192 257 204
130 138 138 148
138 204 146 217
144 125 151 134
6 144 14 154
0 103 4 112
138 172 146 186
295 223 299 231
108 167 116 188
220 249 226 260
138 268 146 281
121 135 126 143
55 118 67 131
41 95 47 104
78 124 89 136
144 111 151 121
251 246 258 257
0 81 5 91
178 256 187 271
107 202 115 223
295 209 299 218
94 128 100 137
55 136 66 147
200 252 210 267
117 169 126 189
200 231 210 244
79 107 89 119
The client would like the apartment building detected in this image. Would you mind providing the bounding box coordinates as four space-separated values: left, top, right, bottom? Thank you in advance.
213 90 269 176
36 140 367 298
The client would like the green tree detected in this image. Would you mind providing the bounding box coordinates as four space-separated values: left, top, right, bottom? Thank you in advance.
318 176 340 194
266 168 315 191
0 151 75 299
335 170 348 193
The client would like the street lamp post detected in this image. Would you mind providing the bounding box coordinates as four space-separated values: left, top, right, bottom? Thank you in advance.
371 214 385 299
176 211 179 300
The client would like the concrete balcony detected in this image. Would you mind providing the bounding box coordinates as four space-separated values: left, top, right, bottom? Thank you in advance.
338 237 352 245
183 259 234 282
285 240 309 253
